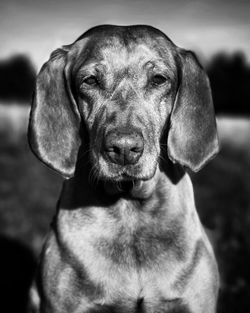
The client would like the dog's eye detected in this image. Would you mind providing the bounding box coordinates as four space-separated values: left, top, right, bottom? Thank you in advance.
82 76 99 86
151 74 167 86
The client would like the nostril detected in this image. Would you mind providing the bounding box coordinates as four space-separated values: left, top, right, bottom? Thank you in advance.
131 146 143 153
124 144 143 165
113 146 122 154
105 146 120 154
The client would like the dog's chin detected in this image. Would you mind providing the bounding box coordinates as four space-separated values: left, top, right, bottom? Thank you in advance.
101 179 142 196
94 161 158 198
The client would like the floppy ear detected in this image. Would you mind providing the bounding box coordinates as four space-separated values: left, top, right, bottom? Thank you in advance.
28 47 81 178
167 50 219 172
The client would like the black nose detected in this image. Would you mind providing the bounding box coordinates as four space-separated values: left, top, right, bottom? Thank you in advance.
104 130 144 165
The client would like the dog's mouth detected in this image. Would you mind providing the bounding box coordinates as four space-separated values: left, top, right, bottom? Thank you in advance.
85 148 160 198
88 139 159 197
97 160 157 182
88 150 158 186
100 177 156 199
89 159 159 198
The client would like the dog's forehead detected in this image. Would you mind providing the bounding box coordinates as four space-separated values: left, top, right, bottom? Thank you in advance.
73 25 177 69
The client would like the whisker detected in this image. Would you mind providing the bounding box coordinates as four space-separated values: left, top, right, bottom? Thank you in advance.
132 180 135 189
88 165 100 188
116 181 122 192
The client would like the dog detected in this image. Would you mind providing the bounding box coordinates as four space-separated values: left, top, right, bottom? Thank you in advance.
28 25 220 313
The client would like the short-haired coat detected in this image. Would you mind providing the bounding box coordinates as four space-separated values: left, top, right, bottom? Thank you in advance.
29 25 220 313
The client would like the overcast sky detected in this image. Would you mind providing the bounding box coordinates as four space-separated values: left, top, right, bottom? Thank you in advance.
0 0 249 69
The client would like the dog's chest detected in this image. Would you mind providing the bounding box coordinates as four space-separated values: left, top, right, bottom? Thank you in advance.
95 206 186 268
54 203 196 312
59 201 187 273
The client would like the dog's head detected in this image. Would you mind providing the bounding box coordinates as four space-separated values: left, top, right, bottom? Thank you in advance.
29 25 219 182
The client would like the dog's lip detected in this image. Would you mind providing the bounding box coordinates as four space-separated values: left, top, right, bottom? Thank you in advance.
121 172 139 180
103 174 141 182
100 171 155 183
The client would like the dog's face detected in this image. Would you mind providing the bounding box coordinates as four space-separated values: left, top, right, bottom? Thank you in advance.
73 29 178 181
29 25 219 182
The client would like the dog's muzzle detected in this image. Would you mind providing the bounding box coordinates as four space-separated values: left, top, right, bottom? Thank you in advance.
103 130 144 166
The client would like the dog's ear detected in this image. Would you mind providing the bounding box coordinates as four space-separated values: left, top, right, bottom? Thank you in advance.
28 47 81 178
167 50 219 172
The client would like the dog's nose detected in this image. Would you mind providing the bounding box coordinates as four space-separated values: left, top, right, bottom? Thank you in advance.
104 131 144 165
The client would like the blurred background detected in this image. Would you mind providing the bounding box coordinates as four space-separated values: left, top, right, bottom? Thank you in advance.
0 0 249 312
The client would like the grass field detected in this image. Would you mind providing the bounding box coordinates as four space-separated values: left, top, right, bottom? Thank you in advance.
0 104 249 313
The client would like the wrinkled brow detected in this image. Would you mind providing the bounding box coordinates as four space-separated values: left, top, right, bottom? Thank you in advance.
76 63 107 79
144 60 176 77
